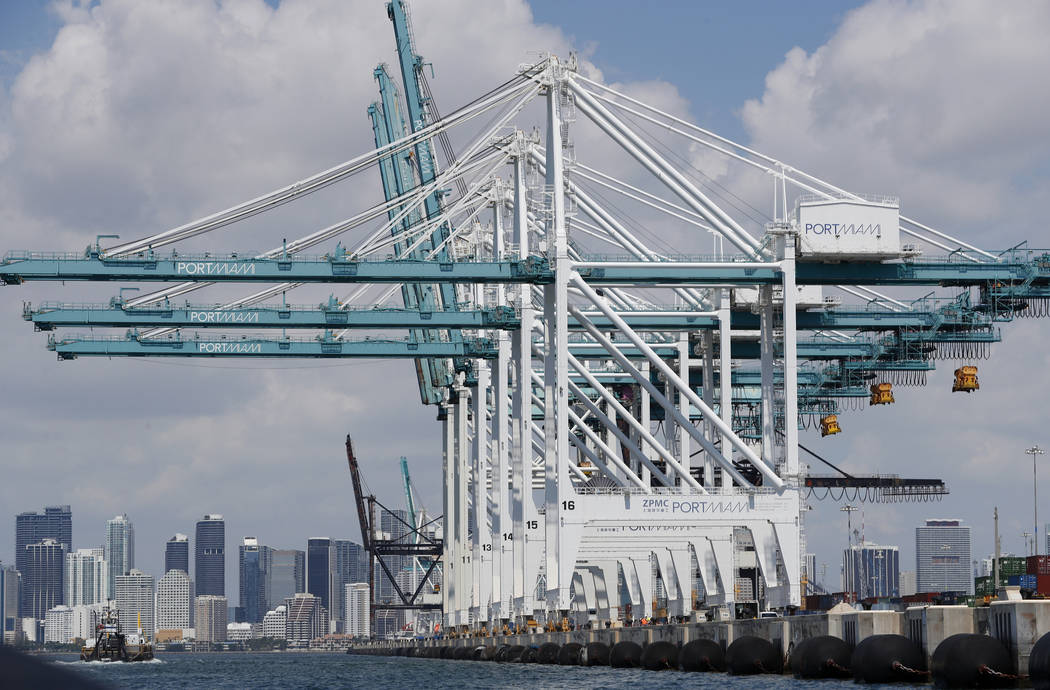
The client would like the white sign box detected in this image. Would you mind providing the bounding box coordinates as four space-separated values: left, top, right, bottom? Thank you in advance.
797 198 900 260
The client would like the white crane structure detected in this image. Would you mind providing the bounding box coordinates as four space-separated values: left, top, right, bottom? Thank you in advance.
5 2 1048 638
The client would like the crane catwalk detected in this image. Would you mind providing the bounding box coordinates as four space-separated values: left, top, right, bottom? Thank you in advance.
4 0 1050 634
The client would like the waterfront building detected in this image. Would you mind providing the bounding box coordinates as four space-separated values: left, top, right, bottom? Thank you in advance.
195 515 225 597
1 563 20 640
331 539 363 630
262 605 287 639
284 593 328 642
268 549 304 610
901 570 917 596
238 537 271 623
195 595 228 643
165 534 190 574
307 538 333 617
155 569 192 632
345 582 369 638
44 605 74 643
916 518 973 594
24 538 67 619
21 618 40 644
115 569 154 640
226 622 252 641
842 543 900 599
104 514 135 597
15 506 72 585
65 548 107 606
70 603 104 642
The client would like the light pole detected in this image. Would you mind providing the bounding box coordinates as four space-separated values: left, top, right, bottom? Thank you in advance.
841 505 858 602
1028 446 1045 556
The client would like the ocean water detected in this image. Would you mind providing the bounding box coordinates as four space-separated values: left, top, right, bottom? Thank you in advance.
49 652 878 689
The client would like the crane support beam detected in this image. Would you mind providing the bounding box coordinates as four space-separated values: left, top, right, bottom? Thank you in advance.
27 303 519 331
6 252 1050 287
48 334 498 360
25 300 1000 334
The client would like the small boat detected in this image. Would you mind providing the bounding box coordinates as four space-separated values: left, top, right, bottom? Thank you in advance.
80 608 154 662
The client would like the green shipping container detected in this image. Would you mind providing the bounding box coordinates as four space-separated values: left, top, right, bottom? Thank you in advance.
975 576 994 596
998 557 1028 576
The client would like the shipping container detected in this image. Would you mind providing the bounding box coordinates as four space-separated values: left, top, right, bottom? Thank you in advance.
1038 575 1050 594
975 576 995 597
1007 575 1021 586
999 557 1028 576
1028 555 1050 575
1019 574 1037 590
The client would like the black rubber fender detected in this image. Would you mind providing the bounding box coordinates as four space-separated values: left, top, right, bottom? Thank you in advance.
725 635 783 675
536 642 561 664
610 640 643 668
930 633 1015 688
640 641 679 670
580 641 610 666
679 638 726 672
851 634 927 684
558 642 582 665
1030 631 1050 690
789 635 852 679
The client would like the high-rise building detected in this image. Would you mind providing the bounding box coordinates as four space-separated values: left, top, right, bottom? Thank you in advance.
114 569 154 640
842 543 900 599
65 548 107 606
268 549 305 610
262 605 287 639
165 534 190 574
307 538 333 615
15 506 71 603
44 605 74 643
916 519 973 594
901 570 917 596
284 593 328 642
195 515 225 596
195 595 228 643
345 582 369 638
24 538 67 619
331 540 364 627
803 552 818 593
1 563 20 641
155 569 192 633
238 537 271 624
104 514 135 597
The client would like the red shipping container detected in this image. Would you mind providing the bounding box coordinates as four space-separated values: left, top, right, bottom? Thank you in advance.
1038 575 1050 594
1028 555 1050 575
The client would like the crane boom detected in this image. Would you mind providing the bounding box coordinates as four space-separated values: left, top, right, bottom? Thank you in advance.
400 456 417 535
345 435 372 551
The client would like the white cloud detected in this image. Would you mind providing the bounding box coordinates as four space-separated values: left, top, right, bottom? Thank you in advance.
741 0 1050 239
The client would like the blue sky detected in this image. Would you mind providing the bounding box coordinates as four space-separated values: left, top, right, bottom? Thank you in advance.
529 0 862 140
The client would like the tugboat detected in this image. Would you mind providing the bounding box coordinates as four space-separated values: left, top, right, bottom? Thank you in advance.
80 608 154 662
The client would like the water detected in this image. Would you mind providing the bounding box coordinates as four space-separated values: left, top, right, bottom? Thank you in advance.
48 652 887 688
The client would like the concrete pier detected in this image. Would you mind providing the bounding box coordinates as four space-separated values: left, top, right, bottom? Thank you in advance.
353 600 1050 677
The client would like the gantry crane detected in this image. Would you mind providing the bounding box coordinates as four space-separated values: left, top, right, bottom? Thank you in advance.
4 0 1050 634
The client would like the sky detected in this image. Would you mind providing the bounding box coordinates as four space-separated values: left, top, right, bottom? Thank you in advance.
1 0 1049 602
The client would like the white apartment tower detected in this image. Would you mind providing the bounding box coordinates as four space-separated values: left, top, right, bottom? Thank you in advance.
66 548 107 606
155 568 192 632
105 515 135 597
114 569 154 640
345 582 369 638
